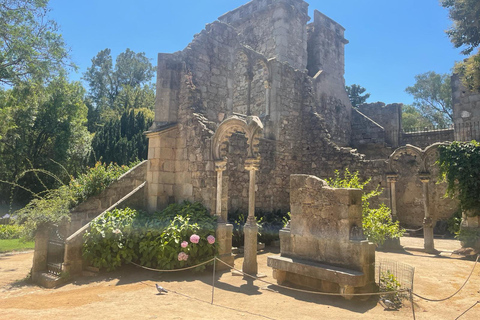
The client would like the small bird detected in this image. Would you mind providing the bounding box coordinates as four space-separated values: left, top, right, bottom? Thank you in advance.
156 284 168 294
380 297 398 310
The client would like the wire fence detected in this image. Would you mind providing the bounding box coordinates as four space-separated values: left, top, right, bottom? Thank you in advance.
376 258 415 303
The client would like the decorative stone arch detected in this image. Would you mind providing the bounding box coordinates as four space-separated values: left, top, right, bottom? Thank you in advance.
386 143 449 253
212 114 263 275
212 115 263 162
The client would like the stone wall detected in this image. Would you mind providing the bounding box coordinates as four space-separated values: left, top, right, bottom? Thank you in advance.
218 0 309 71
402 129 454 149
69 160 147 234
452 74 480 141
357 102 402 148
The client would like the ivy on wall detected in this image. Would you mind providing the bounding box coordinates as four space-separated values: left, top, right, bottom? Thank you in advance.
438 141 480 216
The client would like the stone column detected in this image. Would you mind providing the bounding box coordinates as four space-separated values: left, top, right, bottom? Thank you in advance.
419 173 435 253
215 160 227 222
386 174 399 221
243 158 260 276
215 160 234 270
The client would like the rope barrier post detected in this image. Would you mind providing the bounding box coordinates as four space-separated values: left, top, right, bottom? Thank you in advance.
409 289 416 320
211 256 216 304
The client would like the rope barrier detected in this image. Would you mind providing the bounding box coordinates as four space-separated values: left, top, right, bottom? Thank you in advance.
455 301 480 320
412 254 479 302
129 258 214 272
214 257 408 297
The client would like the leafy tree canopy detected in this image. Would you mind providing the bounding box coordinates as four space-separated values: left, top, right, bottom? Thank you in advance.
401 104 433 131
89 109 153 166
405 71 452 127
0 0 71 86
83 48 155 129
346 84 370 107
442 0 480 55
0 78 91 203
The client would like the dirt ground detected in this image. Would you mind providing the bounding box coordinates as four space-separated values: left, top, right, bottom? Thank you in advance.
0 238 479 320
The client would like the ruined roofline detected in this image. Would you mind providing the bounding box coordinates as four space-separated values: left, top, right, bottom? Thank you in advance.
311 9 346 32
218 0 310 25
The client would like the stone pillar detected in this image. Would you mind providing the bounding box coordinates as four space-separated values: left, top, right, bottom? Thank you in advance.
32 227 49 283
215 160 234 270
419 173 435 253
386 174 399 221
215 160 227 222
243 158 260 276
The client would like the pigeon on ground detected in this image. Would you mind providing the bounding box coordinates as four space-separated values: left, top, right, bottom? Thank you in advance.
156 284 168 294
380 297 398 310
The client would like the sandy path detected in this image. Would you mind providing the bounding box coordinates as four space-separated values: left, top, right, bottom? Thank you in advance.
0 238 479 320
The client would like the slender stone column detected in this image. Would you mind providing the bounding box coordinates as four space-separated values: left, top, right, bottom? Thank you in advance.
243 158 260 276
386 174 399 221
419 173 435 253
214 160 234 270
215 160 227 222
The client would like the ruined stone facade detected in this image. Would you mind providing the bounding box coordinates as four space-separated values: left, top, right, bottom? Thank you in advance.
146 0 458 230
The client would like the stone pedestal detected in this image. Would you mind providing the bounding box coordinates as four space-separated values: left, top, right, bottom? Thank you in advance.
420 173 435 253
243 219 259 276
216 222 235 270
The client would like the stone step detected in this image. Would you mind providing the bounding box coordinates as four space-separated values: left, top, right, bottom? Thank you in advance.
34 272 64 288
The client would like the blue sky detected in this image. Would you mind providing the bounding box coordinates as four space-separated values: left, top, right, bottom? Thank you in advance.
48 0 464 105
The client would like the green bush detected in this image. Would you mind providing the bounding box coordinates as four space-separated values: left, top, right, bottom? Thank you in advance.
438 141 480 216
15 162 134 239
0 224 24 239
83 202 218 272
456 227 480 247
327 169 405 246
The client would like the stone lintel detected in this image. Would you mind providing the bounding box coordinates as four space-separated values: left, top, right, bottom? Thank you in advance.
386 174 399 183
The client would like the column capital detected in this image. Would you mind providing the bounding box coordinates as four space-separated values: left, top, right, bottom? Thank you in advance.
245 157 260 171
386 174 399 183
419 172 430 183
215 160 227 172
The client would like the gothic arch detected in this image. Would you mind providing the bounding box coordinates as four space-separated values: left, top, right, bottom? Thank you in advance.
387 144 426 173
212 115 263 161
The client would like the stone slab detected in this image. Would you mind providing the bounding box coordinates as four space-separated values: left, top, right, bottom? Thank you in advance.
267 255 367 287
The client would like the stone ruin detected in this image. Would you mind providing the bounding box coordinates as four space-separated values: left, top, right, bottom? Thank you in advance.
32 0 478 287
268 174 376 297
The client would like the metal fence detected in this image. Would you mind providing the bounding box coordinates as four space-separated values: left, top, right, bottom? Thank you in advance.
376 258 415 302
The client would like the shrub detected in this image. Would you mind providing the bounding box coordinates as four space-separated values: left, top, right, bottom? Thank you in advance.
0 224 24 239
83 202 218 272
15 162 134 239
327 169 404 246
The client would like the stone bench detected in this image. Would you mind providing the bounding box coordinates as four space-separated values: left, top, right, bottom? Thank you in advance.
267 255 369 298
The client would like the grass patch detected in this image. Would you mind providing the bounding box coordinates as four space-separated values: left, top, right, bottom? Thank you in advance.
0 239 35 253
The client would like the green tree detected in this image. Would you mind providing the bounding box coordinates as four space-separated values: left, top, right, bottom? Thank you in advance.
0 0 70 86
89 109 153 166
83 48 155 129
346 84 370 107
402 104 433 131
442 0 480 55
405 71 452 127
0 78 91 203
455 50 480 92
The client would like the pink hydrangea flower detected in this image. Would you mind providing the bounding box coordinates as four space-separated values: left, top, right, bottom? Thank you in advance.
181 241 188 248
207 235 215 244
178 252 188 261
190 234 200 244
